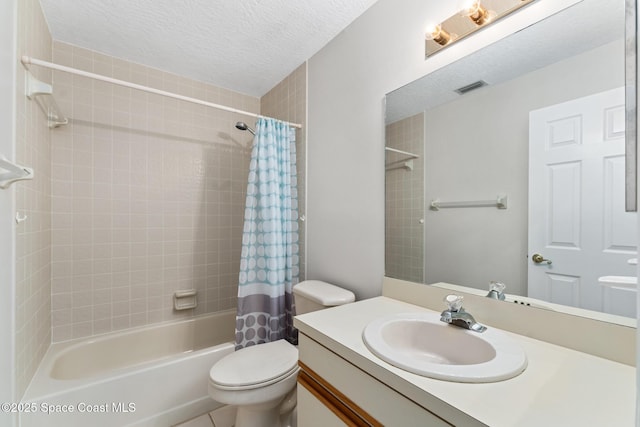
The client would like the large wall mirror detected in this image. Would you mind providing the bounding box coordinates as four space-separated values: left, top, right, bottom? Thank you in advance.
385 0 637 323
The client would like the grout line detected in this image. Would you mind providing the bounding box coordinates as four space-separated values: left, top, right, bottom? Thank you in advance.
208 411 217 427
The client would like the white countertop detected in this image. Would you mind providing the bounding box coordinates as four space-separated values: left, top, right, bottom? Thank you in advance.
294 296 636 427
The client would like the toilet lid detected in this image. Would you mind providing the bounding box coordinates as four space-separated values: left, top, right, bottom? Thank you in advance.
209 340 298 389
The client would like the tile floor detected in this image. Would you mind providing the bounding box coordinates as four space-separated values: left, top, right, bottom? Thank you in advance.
174 405 237 427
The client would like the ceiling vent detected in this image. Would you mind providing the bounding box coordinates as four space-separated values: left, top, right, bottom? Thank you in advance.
455 80 488 95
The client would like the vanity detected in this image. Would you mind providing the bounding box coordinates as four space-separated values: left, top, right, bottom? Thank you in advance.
294 279 635 426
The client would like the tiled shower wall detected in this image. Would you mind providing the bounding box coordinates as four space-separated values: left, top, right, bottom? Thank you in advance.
15 0 53 398
260 63 307 280
50 42 261 341
385 112 424 283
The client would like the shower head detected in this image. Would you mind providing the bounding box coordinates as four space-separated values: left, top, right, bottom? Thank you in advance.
235 121 255 135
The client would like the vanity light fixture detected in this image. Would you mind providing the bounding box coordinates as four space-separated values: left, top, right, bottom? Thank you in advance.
425 0 537 57
426 24 453 46
463 1 494 26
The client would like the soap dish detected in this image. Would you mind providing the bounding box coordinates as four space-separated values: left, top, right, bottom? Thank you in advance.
174 290 197 310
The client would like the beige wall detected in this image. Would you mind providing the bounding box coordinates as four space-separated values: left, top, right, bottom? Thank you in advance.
15 0 52 399
260 63 307 280
49 42 260 341
385 113 424 283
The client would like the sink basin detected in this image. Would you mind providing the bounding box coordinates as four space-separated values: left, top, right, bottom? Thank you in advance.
362 312 527 383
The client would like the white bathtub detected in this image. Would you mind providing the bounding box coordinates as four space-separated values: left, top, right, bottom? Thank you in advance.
20 310 236 427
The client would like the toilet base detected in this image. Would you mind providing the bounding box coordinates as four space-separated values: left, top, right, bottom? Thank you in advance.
235 400 282 427
234 400 296 427
230 388 296 427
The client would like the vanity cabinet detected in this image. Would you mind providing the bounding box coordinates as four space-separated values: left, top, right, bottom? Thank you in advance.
297 385 355 427
295 294 635 427
297 333 454 427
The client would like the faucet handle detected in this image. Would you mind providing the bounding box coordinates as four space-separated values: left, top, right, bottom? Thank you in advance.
487 281 506 300
489 281 505 293
444 294 464 312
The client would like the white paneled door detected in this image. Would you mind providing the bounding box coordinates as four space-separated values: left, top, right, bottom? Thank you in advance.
528 87 637 315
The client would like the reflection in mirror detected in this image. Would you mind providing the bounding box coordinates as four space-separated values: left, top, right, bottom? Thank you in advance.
385 0 637 322
385 115 425 283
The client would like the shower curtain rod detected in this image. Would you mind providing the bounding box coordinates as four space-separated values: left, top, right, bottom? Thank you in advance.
20 56 303 129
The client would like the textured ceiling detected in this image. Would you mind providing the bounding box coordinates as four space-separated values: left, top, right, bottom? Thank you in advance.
38 0 379 97
387 0 625 123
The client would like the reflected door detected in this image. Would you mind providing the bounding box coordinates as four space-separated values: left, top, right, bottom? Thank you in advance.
528 87 637 314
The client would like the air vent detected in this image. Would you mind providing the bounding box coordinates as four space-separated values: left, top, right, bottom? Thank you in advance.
454 80 488 95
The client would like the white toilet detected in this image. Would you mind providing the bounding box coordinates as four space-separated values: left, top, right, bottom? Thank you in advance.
208 280 355 427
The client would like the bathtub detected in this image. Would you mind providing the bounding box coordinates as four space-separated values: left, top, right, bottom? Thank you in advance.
20 310 236 427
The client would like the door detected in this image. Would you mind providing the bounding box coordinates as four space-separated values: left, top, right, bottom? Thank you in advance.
528 87 637 314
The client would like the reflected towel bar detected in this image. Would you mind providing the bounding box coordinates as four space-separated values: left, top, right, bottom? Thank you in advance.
385 159 414 172
385 147 419 159
430 195 508 211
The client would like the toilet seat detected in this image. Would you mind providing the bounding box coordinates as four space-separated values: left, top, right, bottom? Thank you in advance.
209 339 298 391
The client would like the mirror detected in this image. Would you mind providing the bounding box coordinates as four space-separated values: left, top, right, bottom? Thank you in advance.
385 0 637 323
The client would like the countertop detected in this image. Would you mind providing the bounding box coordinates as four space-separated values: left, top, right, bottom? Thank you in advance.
294 296 636 427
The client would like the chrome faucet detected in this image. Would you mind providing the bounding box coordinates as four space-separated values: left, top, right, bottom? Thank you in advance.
440 295 487 333
486 281 506 301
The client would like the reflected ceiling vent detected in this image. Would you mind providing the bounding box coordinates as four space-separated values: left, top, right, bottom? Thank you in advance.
455 80 488 95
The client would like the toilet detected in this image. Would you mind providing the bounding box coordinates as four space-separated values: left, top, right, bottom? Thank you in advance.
208 280 355 427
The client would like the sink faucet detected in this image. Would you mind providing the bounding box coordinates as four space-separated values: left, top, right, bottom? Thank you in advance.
486 281 506 301
440 295 487 333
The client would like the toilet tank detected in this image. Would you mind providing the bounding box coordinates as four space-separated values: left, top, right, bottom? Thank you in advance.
293 280 355 315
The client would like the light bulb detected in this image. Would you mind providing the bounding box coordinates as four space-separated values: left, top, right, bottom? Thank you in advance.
425 24 452 46
463 1 494 26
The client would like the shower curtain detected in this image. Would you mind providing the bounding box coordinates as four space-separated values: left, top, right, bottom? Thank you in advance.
235 118 299 350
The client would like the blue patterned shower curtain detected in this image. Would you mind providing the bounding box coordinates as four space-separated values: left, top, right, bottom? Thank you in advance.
235 118 299 350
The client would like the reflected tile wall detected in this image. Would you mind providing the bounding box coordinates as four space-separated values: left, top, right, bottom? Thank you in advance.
385 113 424 283
50 42 260 341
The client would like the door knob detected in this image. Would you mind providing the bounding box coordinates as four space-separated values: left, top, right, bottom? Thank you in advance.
532 253 552 265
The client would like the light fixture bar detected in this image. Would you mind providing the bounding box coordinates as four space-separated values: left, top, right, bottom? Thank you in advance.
425 0 537 57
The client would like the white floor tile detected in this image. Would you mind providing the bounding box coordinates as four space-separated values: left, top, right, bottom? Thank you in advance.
173 413 214 427
210 405 237 427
